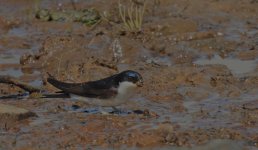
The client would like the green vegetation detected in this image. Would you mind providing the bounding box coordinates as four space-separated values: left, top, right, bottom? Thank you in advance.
34 0 41 11
35 8 101 26
118 0 146 32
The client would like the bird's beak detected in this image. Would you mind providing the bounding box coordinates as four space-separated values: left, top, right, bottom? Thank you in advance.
136 79 143 87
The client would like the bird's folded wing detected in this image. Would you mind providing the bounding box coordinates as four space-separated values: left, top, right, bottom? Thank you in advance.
47 77 117 99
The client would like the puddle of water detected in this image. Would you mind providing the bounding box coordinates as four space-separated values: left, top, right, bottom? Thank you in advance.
0 68 23 78
0 67 41 77
224 22 244 42
0 66 42 88
29 79 43 88
64 106 101 114
176 85 258 129
0 53 21 64
8 27 28 37
64 104 143 116
194 55 257 76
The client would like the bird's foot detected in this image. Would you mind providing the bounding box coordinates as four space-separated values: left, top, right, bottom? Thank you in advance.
111 107 128 114
99 111 110 115
97 107 112 115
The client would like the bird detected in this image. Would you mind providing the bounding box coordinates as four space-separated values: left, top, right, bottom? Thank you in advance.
46 70 143 111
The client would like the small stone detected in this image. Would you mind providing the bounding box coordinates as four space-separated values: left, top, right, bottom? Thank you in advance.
243 101 258 110
217 32 223 36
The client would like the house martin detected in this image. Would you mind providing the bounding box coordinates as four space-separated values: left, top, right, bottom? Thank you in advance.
47 70 143 108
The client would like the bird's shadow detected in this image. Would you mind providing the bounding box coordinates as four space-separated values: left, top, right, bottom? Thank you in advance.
71 104 146 115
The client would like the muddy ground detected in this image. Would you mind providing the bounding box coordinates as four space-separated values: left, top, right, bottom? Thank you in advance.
0 0 258 149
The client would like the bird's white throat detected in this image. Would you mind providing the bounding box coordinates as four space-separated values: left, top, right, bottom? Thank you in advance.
116 81 137 99
69 81 137 107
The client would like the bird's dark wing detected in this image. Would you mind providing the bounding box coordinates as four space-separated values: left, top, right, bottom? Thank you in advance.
47 77 117 99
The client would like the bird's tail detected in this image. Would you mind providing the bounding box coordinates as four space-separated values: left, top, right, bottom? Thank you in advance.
47 73 77 93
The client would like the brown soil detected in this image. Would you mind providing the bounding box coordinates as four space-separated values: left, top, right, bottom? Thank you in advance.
0 0 258 149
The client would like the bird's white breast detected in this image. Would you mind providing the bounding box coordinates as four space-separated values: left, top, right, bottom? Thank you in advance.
69 81 137 107
116 81 137 100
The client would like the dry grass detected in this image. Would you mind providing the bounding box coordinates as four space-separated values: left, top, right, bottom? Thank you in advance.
118 0 146 32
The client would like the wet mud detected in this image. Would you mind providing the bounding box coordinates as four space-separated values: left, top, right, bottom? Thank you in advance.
0 0 258 149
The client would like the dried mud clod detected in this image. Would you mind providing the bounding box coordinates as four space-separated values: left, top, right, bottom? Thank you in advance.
0 104 36 129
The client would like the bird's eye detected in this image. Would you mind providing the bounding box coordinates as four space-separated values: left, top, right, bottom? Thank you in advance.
127 75 138 83
128 76 134 80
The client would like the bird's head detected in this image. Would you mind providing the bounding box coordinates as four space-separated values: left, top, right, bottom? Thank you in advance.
116 70 143 87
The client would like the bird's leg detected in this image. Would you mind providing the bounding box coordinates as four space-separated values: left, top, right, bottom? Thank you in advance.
112 106 125 114
112 106 119 112
98 107 110 115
